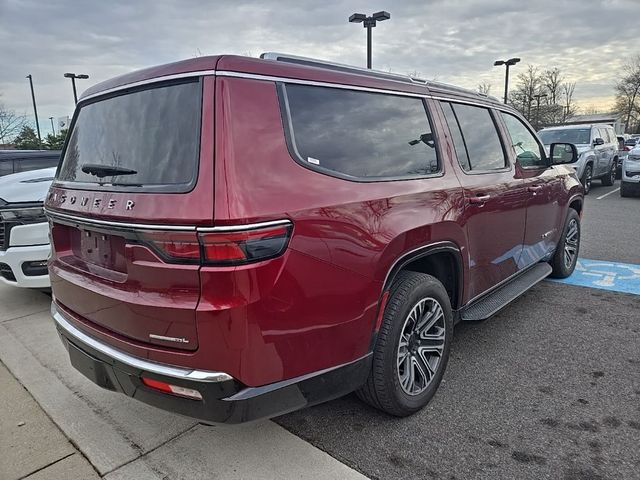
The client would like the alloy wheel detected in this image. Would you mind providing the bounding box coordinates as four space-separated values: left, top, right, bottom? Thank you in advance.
564 218 579 269
584 167 592 193
610 164 616 184
396 297 446 396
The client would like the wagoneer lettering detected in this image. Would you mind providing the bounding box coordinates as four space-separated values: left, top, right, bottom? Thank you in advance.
46 53 583 424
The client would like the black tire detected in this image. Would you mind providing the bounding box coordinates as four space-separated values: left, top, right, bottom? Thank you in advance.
357 271 453 417
581 164 593 194
601 160 616 186
549 209 580 278
620 182 631 197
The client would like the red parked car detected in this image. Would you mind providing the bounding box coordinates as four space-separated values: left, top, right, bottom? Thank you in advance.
45 53 583 423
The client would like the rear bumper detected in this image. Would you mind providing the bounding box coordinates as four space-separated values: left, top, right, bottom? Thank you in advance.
52 302 371 424
0 243 50 288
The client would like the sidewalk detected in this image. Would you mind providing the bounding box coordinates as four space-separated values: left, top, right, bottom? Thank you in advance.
0 360 99 480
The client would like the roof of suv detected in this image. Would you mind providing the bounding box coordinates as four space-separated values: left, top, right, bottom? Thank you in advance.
540 124 612 131
80 53 503 108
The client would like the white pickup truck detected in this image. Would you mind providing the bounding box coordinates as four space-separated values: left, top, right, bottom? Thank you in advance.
0 167 55 288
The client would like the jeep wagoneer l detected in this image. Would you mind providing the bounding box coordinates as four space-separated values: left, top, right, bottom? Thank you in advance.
45 53 583 423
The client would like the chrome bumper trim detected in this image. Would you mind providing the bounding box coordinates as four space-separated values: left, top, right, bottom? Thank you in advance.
51 302 234 383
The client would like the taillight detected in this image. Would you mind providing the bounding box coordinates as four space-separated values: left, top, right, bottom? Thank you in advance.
139 221 292 266
624 146 631 151
199 224 291 265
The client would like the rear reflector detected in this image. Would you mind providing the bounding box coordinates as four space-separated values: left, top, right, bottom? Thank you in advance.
141 377 203 400
140 221 292 266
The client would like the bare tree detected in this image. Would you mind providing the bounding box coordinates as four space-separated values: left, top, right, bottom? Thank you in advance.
509 65 541 123
561 82 577 122
477 81 491 95
0 100 26 144
582 105 602 115
614 55 640 133
542 68 562 105
509 66 579 127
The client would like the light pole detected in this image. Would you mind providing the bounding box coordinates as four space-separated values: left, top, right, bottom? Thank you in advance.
349 11 391 69
493 57 521 104
49 117 56 136
533 93 548 129
63 72 89 104
25 74 42 150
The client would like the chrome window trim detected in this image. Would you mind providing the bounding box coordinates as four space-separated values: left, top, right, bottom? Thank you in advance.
44 207 291 233
217 71 510 112
77 68 511 114
52 302 233 383
217 70 430 99
80 69 217 102
197 219 291 232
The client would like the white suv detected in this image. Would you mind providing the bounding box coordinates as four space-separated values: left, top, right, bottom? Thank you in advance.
621 143 640 197
539 124 618 194
0 167 55 288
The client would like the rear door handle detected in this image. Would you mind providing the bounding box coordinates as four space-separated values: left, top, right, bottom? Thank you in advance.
469 194 491 204
527 185 543 193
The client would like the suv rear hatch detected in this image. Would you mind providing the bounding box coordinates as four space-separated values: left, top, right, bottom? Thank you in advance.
47 76 215 351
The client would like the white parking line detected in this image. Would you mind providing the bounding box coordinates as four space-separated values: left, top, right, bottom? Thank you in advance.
596 187 620 200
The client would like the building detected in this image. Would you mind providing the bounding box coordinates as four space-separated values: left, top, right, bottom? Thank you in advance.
564 112 625 134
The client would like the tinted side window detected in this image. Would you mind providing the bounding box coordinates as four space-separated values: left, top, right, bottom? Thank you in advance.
282 84 439 179
500 112 546 168
443 103 506 171
441 103 471 171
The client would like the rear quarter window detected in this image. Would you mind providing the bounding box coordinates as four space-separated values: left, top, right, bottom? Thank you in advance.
280 84 440 180
57 80 202 192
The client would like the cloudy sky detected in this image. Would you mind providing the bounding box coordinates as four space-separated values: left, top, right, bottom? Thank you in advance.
1 0 637 136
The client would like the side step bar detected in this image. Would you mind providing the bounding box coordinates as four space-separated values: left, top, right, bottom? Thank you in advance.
461 262 552 321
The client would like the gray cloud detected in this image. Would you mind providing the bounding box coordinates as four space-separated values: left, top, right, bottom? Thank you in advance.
1 0 638 135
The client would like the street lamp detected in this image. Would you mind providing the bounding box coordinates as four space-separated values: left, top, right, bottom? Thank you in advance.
49 117 56 136
349 11 391 69
63 72 89 104
493 57 521 104
533 93 548 129
25 75 42 150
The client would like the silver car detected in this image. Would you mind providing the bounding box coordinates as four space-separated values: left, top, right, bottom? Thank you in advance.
539 124 618 194
621 144 640 197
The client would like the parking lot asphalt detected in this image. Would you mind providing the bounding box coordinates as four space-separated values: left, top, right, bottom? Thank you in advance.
276 185 640 480
580 182 639 265
1 179 638 480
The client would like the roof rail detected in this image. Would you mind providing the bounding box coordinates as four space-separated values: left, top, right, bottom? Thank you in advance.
260 52 428 85
259 52 493 101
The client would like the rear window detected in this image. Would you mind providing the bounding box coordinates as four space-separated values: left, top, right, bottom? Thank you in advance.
58 80 202 191
280 84 439 180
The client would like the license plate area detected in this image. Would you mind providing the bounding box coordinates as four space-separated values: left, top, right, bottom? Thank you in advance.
75 227 127 272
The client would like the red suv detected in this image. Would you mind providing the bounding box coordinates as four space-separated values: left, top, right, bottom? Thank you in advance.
46 53 583 423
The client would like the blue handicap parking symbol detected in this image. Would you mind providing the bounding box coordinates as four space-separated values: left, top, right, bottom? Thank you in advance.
548 258 640 295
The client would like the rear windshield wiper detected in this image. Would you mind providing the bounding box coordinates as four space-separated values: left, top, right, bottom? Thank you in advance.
81 163 137 178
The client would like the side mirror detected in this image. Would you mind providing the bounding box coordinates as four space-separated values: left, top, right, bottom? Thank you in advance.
550 142 578 165
593 137 604 146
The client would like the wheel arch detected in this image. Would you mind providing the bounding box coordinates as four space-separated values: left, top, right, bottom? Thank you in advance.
382 242 464 311
568 194 583 216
